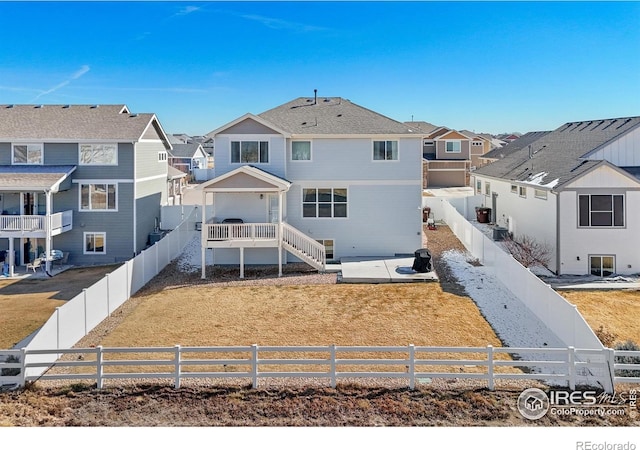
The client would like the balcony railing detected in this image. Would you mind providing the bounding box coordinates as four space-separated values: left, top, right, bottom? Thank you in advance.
0 210 73 235
205 223 277 241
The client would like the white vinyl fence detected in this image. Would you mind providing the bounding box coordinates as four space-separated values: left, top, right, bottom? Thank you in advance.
439 200 614 391
4 209 199 380
2 345 638 391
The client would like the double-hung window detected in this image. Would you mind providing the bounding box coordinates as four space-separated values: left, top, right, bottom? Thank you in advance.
445 141 461 153
84 232 106 255
79 144 117 165
578 194 624 227
292 141 311 161
231 141 269 163
80 183 117 211
303 188 347 218
12 143 43 164
373 141 398 161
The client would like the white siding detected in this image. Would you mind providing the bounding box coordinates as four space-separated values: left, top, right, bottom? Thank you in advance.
585 126 640 166
214 135 286 179
558 190 640 275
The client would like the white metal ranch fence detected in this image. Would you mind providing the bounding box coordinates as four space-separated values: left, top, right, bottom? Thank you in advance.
1 345 638 391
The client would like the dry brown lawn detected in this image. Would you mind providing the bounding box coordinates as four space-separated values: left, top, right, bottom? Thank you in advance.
559 290 640 346
0 265 121 348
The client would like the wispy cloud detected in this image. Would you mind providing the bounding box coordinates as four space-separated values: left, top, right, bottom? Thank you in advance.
240 14 328 33
175 5 201 16
31 65 90 101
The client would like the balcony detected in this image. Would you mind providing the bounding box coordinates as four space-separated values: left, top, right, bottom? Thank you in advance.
203 222 278 248
0 210 73 237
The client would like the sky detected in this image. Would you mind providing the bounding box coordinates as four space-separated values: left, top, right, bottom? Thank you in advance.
0 1 639 137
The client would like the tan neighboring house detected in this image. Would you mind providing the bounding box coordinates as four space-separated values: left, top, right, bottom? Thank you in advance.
460 130 493 170
407 121 471 188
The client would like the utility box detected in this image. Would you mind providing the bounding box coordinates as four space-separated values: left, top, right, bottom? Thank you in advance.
492 227 509 241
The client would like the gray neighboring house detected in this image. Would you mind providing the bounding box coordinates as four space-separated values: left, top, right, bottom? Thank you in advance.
478 131 551 169
200 95 423 276
0 104 171 274
168 143 209 174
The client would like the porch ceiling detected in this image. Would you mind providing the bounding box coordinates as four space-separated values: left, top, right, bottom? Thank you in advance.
0 165 76 192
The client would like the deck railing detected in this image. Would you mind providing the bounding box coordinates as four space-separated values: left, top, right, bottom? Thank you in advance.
205 223 277 241
0 211 73 234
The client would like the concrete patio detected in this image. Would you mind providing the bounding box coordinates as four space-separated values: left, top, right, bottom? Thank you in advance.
339 256 439 284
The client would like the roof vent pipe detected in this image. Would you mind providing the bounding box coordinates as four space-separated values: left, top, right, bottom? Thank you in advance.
314 89 317 105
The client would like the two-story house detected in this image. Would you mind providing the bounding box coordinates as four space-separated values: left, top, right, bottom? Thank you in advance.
0 104 171 274
199 95 424 277
472 116 640 276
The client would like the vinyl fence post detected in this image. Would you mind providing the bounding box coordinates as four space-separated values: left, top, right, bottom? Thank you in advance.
105 274 111 316
96 346 103 389
606 348 616 394
568 346 576 390
55 307 60 350
487 345 494 391
174 345 181 389
330 344 336 389
83 288 88 336
251 344 258 389
20 347 27 387
408 345 415 390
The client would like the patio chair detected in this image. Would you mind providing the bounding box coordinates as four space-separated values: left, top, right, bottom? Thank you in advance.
26 258 43 273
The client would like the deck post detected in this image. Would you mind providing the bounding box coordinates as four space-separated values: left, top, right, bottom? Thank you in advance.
201 190 207 279
239 247 245 278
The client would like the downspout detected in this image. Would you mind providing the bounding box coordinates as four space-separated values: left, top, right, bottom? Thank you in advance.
45 189 52 275
132 141 137 257
555 190 561 275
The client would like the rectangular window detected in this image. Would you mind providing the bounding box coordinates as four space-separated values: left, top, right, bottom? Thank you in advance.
316 239 335 260
578 194 624 227
80 183 117 211
79 144 117 165
303 188 347 218
476 180 482 194
519 186 527 198
534 189 547 200
485 182 491 196
472 142 483 146
510 185 518 194
84 232 106 255
590 255 615 277
423 140 434 146
373 140 398 161
12 144 43 164
158 151 167 162
231 141 269 163
445 141 461 153
292 141 311 161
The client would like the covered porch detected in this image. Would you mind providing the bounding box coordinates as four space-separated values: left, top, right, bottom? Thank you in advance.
199 166 325 278
0 165 76 276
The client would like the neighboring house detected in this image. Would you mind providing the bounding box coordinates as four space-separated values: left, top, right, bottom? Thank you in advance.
407 122 472 188
167 166 188 205
472 116 640 276
0 104 171 274
168 143 209 174
200 95 423 277
460 130 493 170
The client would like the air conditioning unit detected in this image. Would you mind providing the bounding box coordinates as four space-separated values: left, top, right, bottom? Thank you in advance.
492 227 509 241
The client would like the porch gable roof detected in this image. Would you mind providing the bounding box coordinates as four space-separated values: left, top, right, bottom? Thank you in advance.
201 165 291 192
0 165 76 192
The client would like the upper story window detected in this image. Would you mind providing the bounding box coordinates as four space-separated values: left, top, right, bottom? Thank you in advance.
476 180 482 194
303 188 347 218
579 194 624 227
79 144 117 165
12 143 43 164
231 141 269 164
484 182 491 196
373 140 398 161
80 183 117 211
519 186 527 198
445 141 461 153
292 141 311 161
158 151 168 162
472 142 483 147
534 189 547 200
510 185 518 194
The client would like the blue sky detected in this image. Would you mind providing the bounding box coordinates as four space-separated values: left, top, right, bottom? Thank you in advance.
1 1 639 136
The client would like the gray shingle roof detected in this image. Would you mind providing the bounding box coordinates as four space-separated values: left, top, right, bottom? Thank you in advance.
168 143 204 158
474 117 640 189
405 121 440 134
481 131 551 160
258 97 418 135
0 104 160 141
0 165 76 191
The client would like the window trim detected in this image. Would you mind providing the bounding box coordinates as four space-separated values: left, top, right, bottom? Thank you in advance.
510 185 518 194
476 180 482 194
230 140 270 164
83 232 106 255
484 182 491 196
578 194 625 228
302 187 348 219
79 183 118 212
518 186 527 198
372 140 399 161
534 189 547 200
158 151 168 162
589 254 615 277
445 140 462 153
316 239 335 260
291 140 312 162
78 143 118 166
12 143 43 165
